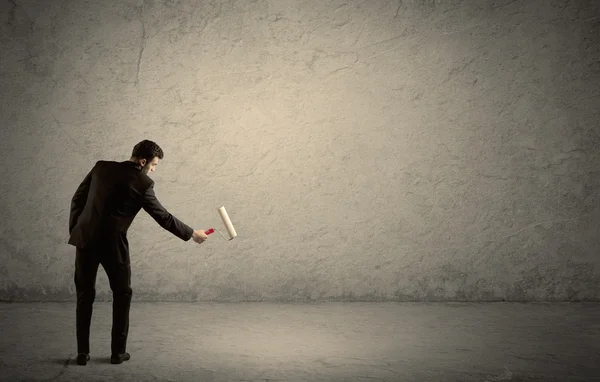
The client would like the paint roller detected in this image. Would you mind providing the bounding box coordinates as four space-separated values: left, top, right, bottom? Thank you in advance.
205 206 237 241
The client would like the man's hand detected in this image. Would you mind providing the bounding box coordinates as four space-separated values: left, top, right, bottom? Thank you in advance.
192 229 209 244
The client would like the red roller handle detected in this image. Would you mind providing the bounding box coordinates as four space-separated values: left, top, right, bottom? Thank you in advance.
205 228 214 235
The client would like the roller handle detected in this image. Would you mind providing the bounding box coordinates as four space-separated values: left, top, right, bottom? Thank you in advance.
205 228 214 235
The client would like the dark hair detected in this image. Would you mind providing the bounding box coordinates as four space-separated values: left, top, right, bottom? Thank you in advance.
131 140 164 161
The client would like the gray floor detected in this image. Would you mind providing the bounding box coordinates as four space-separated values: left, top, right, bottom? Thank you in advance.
1 302 599 382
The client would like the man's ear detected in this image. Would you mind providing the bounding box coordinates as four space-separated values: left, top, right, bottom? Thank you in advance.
140 159 146 167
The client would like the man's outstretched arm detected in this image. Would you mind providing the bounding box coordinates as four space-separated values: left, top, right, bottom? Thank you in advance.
142 182 194 241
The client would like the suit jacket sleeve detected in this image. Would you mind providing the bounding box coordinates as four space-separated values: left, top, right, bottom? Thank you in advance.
142 182 194 241
69 164 95 235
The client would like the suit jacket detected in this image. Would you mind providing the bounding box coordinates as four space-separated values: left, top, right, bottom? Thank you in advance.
68 160 193 249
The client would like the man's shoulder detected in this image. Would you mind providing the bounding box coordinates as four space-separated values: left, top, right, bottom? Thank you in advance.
144 177 155 188
94 160 153 186
95 160 117 166
95 160 137 168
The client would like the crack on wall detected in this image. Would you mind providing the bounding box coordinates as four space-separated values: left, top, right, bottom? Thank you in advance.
7 0 34 32
134 0 146 89
394 0 403 19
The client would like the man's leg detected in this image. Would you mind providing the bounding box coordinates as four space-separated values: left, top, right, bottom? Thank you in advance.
74 246 100 358
101 238 132 359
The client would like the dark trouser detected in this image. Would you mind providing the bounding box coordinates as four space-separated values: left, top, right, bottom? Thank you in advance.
74 236 132 355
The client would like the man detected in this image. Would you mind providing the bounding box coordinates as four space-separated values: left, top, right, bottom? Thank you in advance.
68 139 208 366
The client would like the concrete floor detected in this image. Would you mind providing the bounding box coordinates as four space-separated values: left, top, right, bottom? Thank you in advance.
1 302 599 382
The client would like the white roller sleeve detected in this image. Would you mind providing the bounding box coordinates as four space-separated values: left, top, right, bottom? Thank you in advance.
218 206 237 239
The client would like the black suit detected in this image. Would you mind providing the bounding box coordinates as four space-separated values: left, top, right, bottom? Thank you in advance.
68 160 193 355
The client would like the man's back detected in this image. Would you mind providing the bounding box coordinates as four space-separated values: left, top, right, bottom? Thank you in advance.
68 160 154 248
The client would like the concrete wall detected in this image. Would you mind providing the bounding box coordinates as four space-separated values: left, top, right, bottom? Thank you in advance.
1 0 599 302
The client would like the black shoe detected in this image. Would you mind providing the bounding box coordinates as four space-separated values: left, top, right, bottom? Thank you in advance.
76 353 90 365
110 352 131 364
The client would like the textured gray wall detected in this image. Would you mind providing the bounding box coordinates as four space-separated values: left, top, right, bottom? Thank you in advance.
1 0 599 302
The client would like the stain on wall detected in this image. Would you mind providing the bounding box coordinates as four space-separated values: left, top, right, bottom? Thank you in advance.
0 0 599 302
